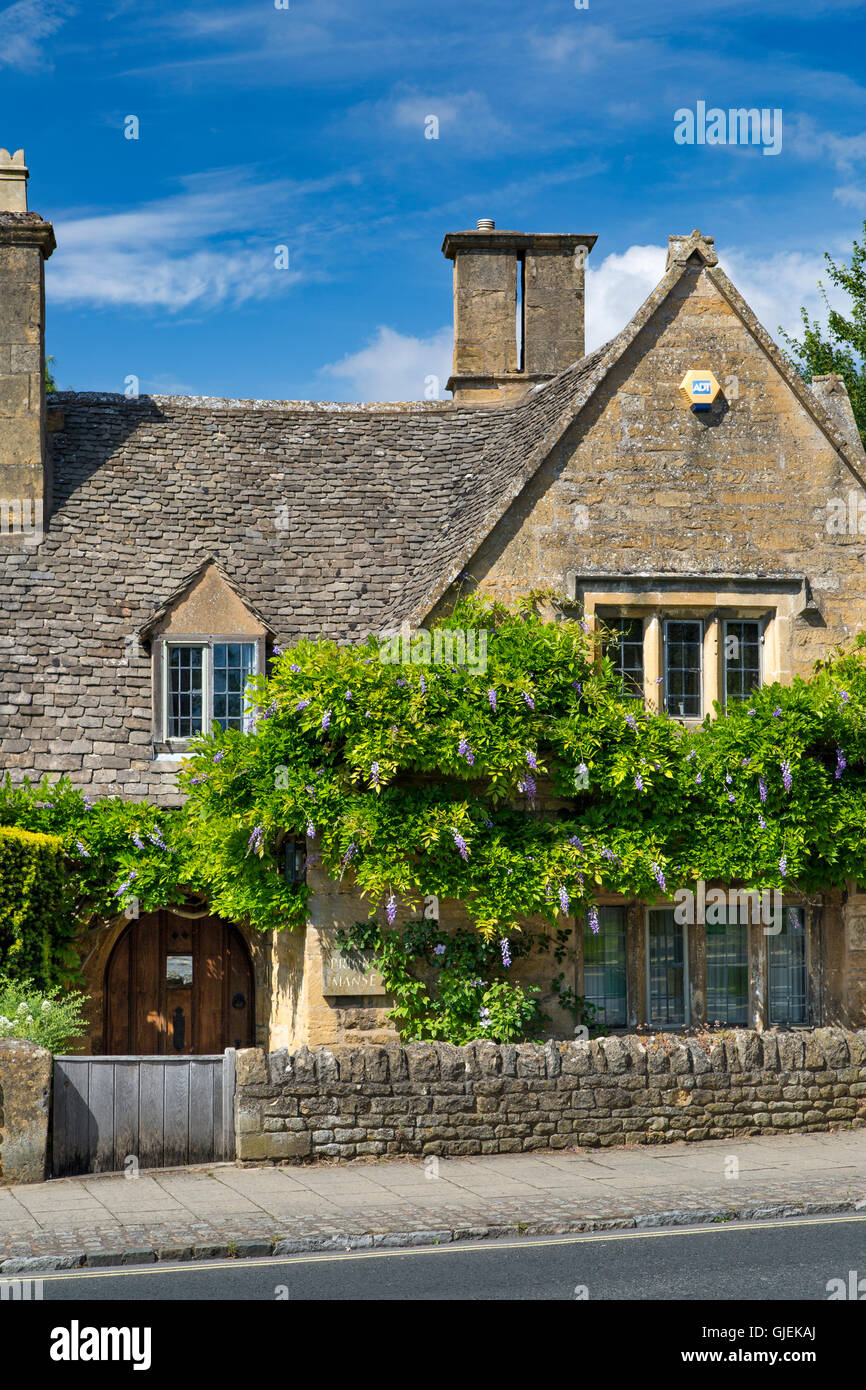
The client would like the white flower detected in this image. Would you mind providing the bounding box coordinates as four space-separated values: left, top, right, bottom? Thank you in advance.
41 1000 52 1013
17 1002 28 1015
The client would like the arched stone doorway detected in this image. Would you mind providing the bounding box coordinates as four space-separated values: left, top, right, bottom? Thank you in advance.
104 908 254 1055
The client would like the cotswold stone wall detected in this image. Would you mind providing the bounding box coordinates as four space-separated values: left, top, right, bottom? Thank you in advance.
235 1029 866 1162
0 1039 52 1184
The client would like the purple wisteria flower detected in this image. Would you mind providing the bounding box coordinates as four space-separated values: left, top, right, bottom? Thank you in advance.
758 814 767 829
479 1007 492 1029
340 843 357 868
742 757 751 767
131 832 145 851
386 893 397 926
213 750 224 764
451 829 469 861
525 749 537 771
772 707 782 719
370 761 380 788
148 829 168 850
601 845 616 862
433 943 446 957
295 697 310 713
419 674 427 694
695 773 703 784
625 713 638 731
518 774 537 804
483 818 494 829
568 835 583 851
759 777 768 803
728 793 736 803
247 824 264 855
500 938 512 968
836 748 847 779
75 840 90 858
725 773 732 785
189 774 208 785
322 709 332 730
747 709 757 717
558 886 570 916
635 773 645 791
588 906 600 935
488 687 497 711
840 691 851 705
523 691 535 710
457 736 475 766
115 871 138 898
344 690 352 701
572 681 583 694
305 821 316 839
686 750 696 762
781 760 792 793
779 854 787 878
651 862 667 893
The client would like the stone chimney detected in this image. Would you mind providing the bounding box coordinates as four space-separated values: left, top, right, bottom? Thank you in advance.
0 148 56 539
442 220 597 404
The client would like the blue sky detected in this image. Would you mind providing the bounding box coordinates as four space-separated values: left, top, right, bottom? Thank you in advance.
1 0 865 401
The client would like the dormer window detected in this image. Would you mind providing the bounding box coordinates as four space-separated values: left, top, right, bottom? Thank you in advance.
140 560 273 756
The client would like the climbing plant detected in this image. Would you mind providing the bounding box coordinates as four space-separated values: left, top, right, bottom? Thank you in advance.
4 592 866 1036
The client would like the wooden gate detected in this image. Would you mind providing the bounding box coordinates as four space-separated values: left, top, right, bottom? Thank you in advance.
51 1051 236 1177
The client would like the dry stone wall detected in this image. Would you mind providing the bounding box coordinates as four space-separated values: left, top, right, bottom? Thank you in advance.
235 1028 866 1162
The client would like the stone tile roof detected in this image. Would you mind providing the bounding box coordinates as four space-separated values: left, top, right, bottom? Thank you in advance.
0 359 605 794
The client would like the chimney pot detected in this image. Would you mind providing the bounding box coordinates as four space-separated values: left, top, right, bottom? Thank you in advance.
476 218 496 231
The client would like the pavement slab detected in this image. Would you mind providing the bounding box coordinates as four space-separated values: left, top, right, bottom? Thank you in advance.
2 1127 866 1269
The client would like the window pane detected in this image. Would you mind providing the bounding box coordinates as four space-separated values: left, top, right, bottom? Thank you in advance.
706 911 749 1025
168 647 204 738
648 909 686 1025
724 620 761 706
583 906 627 1027
212 642 255 731
607 618 644 699
664 620 702 718
768 906 808 1025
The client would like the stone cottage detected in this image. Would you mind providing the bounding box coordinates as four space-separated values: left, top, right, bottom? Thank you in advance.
3 149 866 1055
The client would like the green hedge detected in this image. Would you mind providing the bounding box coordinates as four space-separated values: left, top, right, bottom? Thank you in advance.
0 825 68 987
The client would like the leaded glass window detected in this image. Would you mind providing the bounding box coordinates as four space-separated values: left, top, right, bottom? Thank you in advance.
706 912 749 1025
647 908 687 1026
724 620 761 708
583 906 627 1027
664 620 703 719
768 906 808 1025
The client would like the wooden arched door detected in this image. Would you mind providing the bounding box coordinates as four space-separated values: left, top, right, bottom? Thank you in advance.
105 910 254 1055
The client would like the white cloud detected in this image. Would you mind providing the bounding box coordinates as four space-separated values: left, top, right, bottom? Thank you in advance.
584 241 852 356
0 0 74 70
320 325 452 403
45 169 354 311
721 246 851 344
585 245 667 351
